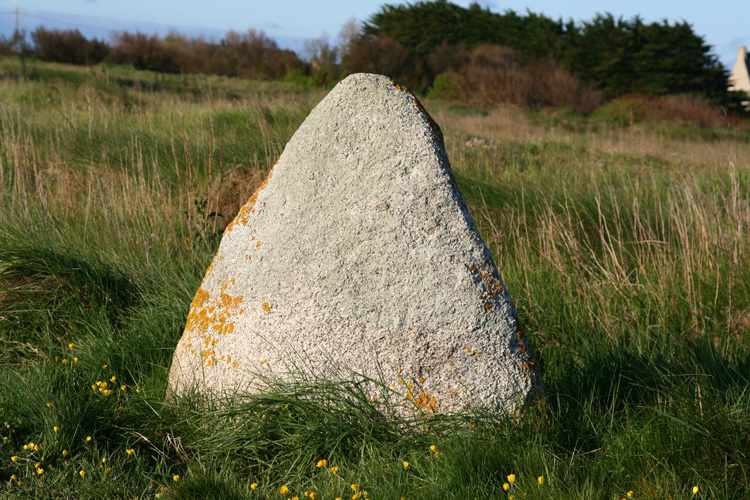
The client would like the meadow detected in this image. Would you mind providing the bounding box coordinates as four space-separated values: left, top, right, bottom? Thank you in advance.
1 56 749 499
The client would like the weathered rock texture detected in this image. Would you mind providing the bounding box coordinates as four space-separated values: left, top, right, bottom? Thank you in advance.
168 73 543 414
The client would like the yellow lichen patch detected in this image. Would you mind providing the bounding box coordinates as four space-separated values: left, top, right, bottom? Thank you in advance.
261 302 271 312
182 287 245 367
464 263 505 313
390 78 444 143
406 388 439 413
226 168 275 232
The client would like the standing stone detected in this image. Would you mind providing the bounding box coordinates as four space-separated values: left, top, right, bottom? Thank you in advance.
168 73 543 414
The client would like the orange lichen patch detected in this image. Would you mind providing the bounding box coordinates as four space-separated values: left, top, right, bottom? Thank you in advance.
418 376 425 384
220 278 236 292
225 167 275 232
261 302 271 312
182 286 245 367
256 241 261 248
390 79 444 144
406 388 439 413
464 263 505 313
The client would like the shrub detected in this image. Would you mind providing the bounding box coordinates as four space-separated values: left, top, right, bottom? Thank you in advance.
342 34 426 90
593 94 742 127
432 45 600 112
427 72 460 100
31 27 109 65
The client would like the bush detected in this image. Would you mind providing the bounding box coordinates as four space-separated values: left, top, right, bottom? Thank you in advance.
31 27 109 66
427 45 600 112
342 34 426 90
107 31 180 73
593 94 741 127
427 72 460 100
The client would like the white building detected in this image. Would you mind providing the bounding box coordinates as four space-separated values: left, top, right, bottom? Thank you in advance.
728 46 750 108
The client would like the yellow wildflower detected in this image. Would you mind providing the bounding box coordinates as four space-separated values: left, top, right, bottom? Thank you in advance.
627 491 634 498
429 445 437 452
280 485 289 495
352 493 362 500
34 462 41 468
126 448 135 455
351 484 359 491
91 384 97 391
292 497 299 500
105 467 111 473
102 457 107 464
434 451 442 458
79 470 85 477
508 474 516 484
73 357 78 363
503 483 509 491
68 343 74 349
693 486 699 495
403 461 409 468
85 436 92 442
102 364 107 369
62 450 69 456
316 459 327 468
309 493 317 500
110 376 116 383
53 426 59 432
62 359 68 364
173 474 180 481
33 444 42 451
330 466 338 473
538 476 544 485
11 474 16 480
36 468 44 475
47 403 53 407
11 455 18 461
251 483 258 489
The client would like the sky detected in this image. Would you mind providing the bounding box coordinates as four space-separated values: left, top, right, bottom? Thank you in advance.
0 0 748 68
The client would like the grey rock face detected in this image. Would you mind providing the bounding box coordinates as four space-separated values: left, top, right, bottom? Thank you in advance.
168 73 543 414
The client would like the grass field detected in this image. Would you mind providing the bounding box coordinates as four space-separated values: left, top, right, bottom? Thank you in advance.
1 56 749 499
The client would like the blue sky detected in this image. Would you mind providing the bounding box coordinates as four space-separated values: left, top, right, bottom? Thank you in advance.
1 0 748 68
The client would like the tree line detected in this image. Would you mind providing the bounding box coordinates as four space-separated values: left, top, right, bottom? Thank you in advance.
0 26 304 81
356 0 744 111
1 0 746 114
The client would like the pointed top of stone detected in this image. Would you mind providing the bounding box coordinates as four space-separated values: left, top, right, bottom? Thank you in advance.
168 73 543 414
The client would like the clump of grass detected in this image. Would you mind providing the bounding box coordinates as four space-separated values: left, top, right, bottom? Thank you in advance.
1 56 749 498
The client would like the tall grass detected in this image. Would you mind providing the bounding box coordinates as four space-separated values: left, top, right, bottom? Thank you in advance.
1 56 749 499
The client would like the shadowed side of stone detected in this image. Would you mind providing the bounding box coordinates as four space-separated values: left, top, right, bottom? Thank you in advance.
168 73 543 414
